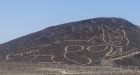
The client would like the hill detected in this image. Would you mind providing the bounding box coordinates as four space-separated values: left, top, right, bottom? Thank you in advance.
0 17 140 66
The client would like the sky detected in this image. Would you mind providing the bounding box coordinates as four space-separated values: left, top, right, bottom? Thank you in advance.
0 0 140 43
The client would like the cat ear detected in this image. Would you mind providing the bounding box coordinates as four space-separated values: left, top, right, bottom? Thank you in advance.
101 25 114 43
101 25 114 34
115 28 130 46
103 25 113 30
115 29 125 36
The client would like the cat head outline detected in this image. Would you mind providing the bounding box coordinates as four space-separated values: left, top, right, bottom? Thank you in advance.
101 24 129 47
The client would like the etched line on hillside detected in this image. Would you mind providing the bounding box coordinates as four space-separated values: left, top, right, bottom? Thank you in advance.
64 45 92 65
25 44 51 50
101 24 130 59
87 44 108 52
6 24 140 66
110 51 140 61
63 34 108 65
6 53 13 60
101 24 130 47
31 54 64 64
109 48 140 60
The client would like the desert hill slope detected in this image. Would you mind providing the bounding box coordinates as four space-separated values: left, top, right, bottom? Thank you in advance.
0 17 140 66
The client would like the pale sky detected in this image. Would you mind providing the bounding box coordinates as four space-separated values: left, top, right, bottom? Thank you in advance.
0 0 140 43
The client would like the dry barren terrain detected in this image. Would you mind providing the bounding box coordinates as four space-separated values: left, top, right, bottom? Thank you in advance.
0 62 140 75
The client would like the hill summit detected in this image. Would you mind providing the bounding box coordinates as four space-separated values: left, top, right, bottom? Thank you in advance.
0 17 140 66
